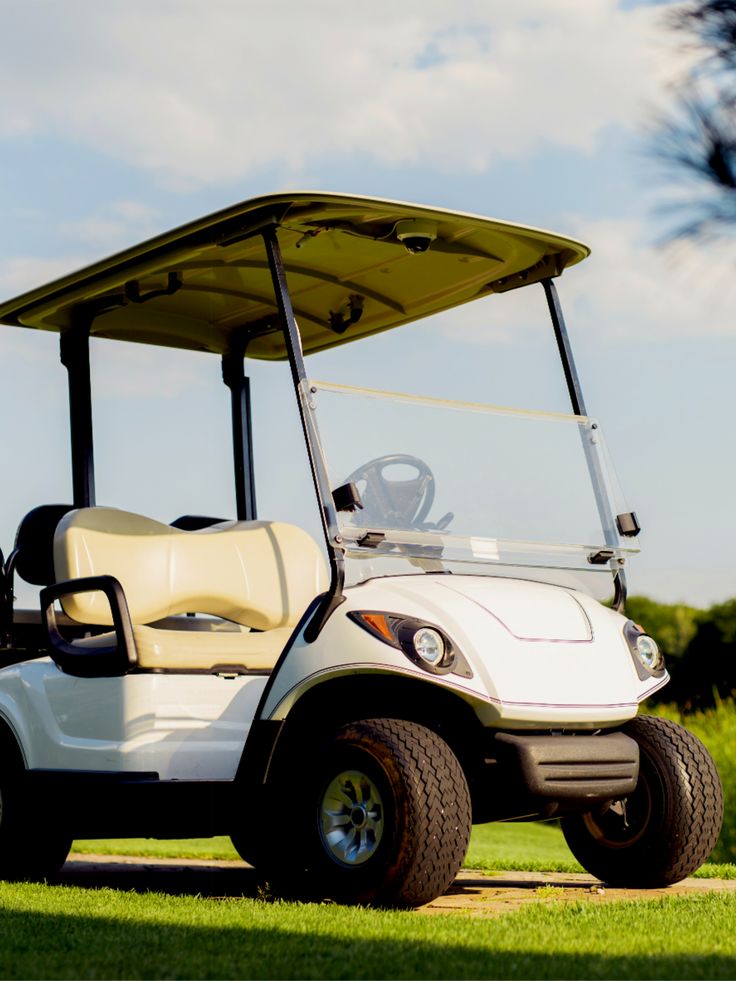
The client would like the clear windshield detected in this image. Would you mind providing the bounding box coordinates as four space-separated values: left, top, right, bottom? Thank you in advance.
309 381 638 585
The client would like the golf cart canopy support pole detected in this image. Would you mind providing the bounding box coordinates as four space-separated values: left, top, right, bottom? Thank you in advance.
222 345 257 521
262 225 345 639
60 319 96 508
542 277 627 611
543 278 587 417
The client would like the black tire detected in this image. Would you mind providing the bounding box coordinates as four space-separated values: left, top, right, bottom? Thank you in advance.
0 748 71 881
229 830 257 868
267 718 471 908
561 715 723 887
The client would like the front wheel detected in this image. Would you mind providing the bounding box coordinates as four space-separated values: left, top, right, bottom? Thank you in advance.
270 718 472 907
561 715 723 887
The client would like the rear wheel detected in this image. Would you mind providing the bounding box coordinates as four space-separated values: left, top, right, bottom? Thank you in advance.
561 715 723 887
266 718 471 907
0 764 71 880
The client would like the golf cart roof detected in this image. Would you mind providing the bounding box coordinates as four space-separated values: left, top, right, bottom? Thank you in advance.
0 192 589 360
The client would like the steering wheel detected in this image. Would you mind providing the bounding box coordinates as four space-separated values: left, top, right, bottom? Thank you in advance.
345 454 444 530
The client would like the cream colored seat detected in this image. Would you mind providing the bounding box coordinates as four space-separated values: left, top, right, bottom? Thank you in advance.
53 507 329 672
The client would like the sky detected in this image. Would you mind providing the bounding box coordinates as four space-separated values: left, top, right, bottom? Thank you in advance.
1 0 735 608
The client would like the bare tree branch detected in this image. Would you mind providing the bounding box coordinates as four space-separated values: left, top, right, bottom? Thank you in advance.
653 1 736 243
671 0 736 73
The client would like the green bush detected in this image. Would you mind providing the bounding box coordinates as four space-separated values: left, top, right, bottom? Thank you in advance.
626 594 736 709
626 595 700 706
650 698 736 863
626 595 699 661
674 599 736 708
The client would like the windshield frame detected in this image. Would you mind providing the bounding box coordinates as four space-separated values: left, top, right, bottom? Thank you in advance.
264 241 634 622
310 380 638 569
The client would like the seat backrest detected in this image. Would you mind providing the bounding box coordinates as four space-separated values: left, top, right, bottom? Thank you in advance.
54 507 329 630
14 504 75 585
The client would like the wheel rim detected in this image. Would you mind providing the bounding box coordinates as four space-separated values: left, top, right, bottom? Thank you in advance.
582 772 654 848
319 769 384 866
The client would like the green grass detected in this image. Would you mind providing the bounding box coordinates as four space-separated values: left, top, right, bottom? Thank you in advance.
0 880 734 979
70 822 581 870
72 820 736 879
465 821 582 873
693 864 736 880
33 789 736 979
72 836 241 861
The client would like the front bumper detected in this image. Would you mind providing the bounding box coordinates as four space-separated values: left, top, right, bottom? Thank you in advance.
493 731 639 801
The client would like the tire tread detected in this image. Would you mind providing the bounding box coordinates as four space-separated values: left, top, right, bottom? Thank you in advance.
629 715 723 883
562 714 723 887
359 718 471 906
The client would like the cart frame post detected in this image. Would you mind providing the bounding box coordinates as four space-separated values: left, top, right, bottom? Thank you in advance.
60 318 96 508
262 226 345 638
222 342 257 521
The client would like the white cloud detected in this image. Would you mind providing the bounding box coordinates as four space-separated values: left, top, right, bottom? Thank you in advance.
560 216 736 340
0 200 159 302
91 340 210 399
0 260 209 399
431 213 736 346
0 255 91 300
432 282 551 345
0 0 687 187
62 200 160 249
0 318 60 369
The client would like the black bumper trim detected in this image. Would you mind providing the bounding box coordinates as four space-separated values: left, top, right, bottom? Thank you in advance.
493 731 639 801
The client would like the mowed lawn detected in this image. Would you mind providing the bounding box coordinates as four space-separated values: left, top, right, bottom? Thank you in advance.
70 821 580 867
1 879 735 980
72 820 736 878
0 824 719 978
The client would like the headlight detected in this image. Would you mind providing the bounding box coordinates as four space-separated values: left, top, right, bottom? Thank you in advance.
348 611 468 677
396 619 456 673
412 627 445 665
634 634 663 672
624 620 665 677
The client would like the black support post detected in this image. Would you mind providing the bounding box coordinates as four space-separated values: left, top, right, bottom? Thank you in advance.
542 278 627 610
60 322 96 508
262 225 345 640
543 278 587 417
222 344 257 521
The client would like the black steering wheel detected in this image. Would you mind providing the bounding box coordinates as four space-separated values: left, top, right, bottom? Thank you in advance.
345 454 451 531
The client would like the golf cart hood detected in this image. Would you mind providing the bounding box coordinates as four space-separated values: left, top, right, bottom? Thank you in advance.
305 573 666 727
0 192 589 359
431 575 593 641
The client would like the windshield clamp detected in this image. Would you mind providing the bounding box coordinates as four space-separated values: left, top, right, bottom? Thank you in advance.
588 549 615 566
332 482 364 513
358 531 386 549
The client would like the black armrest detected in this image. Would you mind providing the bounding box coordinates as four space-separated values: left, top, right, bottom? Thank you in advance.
40 575 137 678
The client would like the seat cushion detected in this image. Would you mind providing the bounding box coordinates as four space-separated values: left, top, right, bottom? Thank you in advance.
73 623 294 672
135 623 293 671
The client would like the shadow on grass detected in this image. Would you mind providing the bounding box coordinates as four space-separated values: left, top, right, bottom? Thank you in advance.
0 902 734 981
19 861 730 980
59 858 259 898
58 860 597 900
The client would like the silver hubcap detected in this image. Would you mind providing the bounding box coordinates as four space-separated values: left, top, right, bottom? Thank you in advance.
319 769 384 866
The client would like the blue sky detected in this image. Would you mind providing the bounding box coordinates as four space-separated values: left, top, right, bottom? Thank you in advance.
1 0 734 607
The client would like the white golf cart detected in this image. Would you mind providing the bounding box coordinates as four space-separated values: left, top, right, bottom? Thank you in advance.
0 193 723 907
